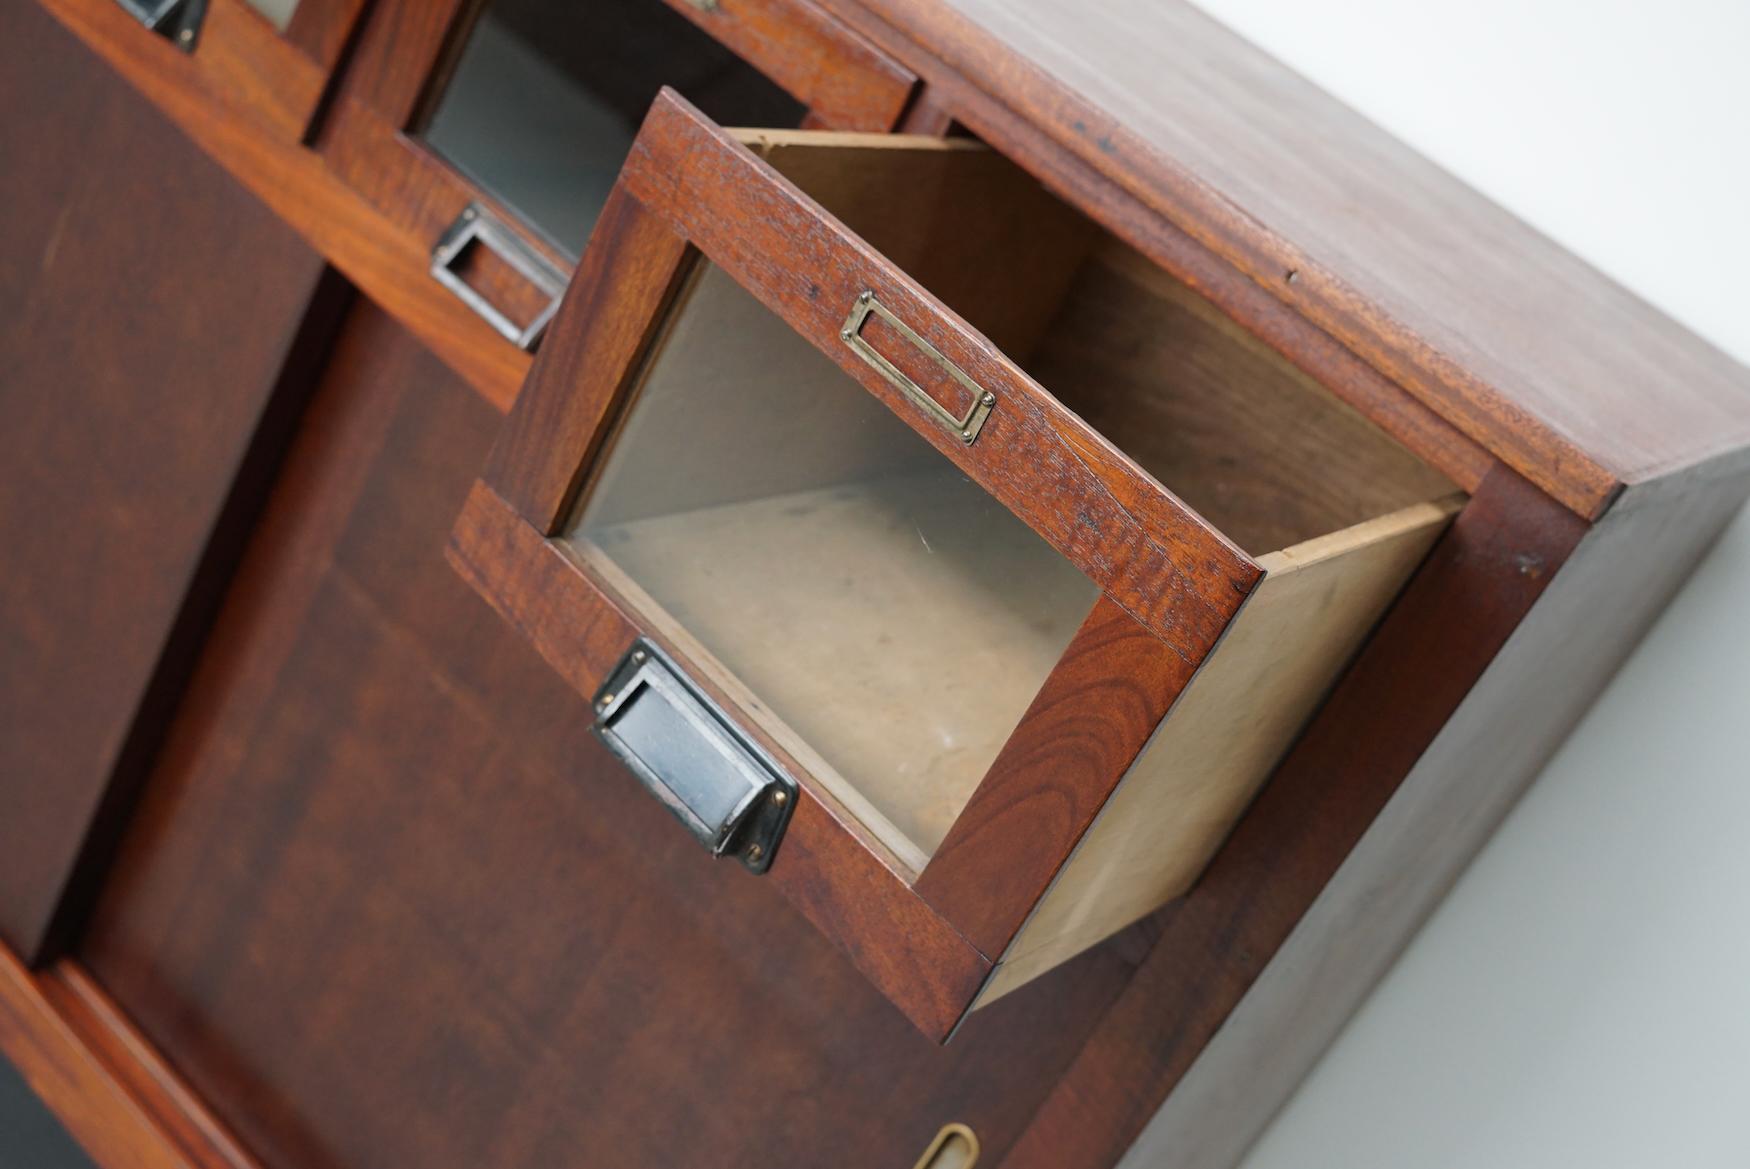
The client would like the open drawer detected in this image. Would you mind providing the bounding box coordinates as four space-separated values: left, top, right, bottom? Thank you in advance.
448 91 1464 1039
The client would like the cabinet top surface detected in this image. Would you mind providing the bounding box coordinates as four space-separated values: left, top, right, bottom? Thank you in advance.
855 0 1750 514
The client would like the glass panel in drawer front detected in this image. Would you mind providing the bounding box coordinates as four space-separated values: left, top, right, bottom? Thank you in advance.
566 263 1101 870
422 0 805 256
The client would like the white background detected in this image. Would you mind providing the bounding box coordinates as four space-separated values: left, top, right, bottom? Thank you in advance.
1159 1 1750 1166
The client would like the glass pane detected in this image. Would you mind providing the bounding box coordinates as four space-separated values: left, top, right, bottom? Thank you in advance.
567 265 1101 866
423 0 805 256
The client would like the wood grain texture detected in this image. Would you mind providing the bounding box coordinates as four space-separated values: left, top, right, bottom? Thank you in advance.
619 93 1261 656
35 962 264 1169
184 0 328 140
833 0 1750 518
1 950 222 1169
998 466 1590 1169
315 97 575 316
1112 463 1750 1169
1029 241 1460 555
449 480 993 1039
916 598 1195 957
40 0 533 411
977 495 1462 1006
77 304 1144 1166
281 0 368 77
749 131 1099 366
0 2 328 960
313 0 474 130
482 186 696 528
806 3 1497 500
656 0 916 130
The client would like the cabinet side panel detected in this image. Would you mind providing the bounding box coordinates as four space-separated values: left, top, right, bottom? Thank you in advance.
0 4 325 958
1107 462 1750 1169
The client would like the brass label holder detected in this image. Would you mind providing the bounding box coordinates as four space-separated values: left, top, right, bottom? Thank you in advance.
841 291 996 445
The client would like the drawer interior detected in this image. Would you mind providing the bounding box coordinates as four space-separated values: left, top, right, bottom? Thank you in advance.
573 262 1103 871
565 131 1460 878
420 0 806 255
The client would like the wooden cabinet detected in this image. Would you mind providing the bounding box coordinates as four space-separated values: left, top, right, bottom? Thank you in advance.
452 97 1465 1034
5 1 1750 1168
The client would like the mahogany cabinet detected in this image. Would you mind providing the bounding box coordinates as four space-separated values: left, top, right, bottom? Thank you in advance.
5 0 1750 1168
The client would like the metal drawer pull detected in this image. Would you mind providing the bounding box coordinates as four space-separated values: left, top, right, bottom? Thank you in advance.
913 1124 980 1169
430 203 567 351
592 640 797 874
841 291 996 444
114 0 207 49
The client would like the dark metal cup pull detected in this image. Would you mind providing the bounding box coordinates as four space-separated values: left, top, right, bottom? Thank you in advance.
591 640 796 873
114 0 208 49
430 203 567 351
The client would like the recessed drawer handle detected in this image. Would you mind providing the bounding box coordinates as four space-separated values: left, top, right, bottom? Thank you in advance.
591 640 797 873
430 203 567 351
841 291 996 444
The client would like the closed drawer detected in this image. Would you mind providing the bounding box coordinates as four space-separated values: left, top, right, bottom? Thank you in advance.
448 91 1463 1038
316 0 916 373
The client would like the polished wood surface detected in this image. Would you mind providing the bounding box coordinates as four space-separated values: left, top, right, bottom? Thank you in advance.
77 303 1140 1168
999 466 1591 1168
978 493 1463 1005
14 2 1750 1168
449 479 995 1040
1111 467 1750 1169
655 0 917 130
0 2 328 961
0 948 257 1169
838 0 1750 519
915 597 1193 956
38 0 536 410
616 96 1262 648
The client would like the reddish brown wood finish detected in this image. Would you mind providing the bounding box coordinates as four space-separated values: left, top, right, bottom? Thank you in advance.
315 97 575 313
24 4 1750 1168
828 0 1750 519
810 7 1498 502
310 0 917 394
482 187 697 528
448 480 993 1038
314 0 475 131
459 95 1292 1035
997 466 1589 1169
616 93 1262 652
76 303 1147 1169
281 0 369 80
656 0 916 130
0 2 329 961
39 0 533 410
190 0 330 138
916 598 1196 957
